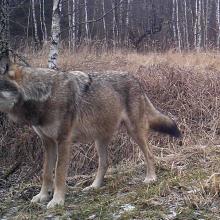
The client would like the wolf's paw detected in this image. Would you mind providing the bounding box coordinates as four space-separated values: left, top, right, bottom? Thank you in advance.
47 197 64 209
31 192 50 204
82 184 100 192
143 175 157 184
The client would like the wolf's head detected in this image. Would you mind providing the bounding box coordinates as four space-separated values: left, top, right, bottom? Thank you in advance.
0 60 22 112
0 59 54 114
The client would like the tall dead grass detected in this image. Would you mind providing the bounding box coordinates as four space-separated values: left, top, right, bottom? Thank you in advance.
1 48 220 180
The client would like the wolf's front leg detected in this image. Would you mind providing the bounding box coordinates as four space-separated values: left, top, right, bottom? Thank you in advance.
47 134 72 209
31 137 57 204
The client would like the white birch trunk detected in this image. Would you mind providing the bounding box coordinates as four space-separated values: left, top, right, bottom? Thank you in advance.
102 0 107 42
31 0 40 43
72 0 76 48
126 0 131 27
172 0 177 46
197 0 202 51
68 0 76 50
175 0 181 52
48 0 61 69
201 0 205 48
119 1 123 45
194 0 198 49
184 0 189 50
205 0 210 49
68 0 72 50
84 0 89 41
42 0 48 42
39 0 45 41
112 0 116 48
126 0 131 46
26 1 31 41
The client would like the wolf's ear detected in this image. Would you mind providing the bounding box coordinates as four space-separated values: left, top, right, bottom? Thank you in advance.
0 56 10 75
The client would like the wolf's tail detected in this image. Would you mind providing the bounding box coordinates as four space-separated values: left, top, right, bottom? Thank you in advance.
144 95 181 138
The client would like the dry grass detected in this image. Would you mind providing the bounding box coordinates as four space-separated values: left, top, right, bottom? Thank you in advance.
1 49 220 174
1 48 220 218
25 46 220 71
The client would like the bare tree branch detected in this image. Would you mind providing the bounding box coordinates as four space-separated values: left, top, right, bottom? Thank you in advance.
60 0 125 35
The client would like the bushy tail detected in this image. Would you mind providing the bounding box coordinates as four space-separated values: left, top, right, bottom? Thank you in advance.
144 95 181 138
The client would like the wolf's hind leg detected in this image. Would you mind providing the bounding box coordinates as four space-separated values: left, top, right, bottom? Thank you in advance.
31 137 57 204
135 131 156 184
83 139 109 191
126 119 156 184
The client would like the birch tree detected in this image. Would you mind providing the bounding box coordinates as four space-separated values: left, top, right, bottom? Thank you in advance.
102 0 107 43
42 0 48 42
31 0 40 44
84 0 89 41
197 0 202 51
112 0 119 48
67 0 76 50
68 0 72 50
175 0 181 52
39 0 45 42
205 0 210 49
72 0 76 49
194 0 198 49
48 0 62 69
126 0 131 27
172 0 177 47
26 2 31 41
0 0 9 73
7 0 220 52
126 0 131 46
184 0 189 50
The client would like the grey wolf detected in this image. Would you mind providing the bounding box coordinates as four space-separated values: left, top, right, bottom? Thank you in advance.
0 63 180 208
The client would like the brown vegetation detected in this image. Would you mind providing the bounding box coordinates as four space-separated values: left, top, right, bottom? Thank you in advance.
1 49 220 178
1 49 220 218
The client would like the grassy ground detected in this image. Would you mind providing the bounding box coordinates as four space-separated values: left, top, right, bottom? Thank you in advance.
2 144 220 219
1 50 220 219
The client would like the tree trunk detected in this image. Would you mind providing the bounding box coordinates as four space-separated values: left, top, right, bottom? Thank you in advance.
172 0 177 47
184 0 189 50
0 0 10 73
68 0 72 50
126 0 131 46
102 0 107 43
194 0 198 50
42 0 48 42
26 1 31 42
112 0 118 49
197 0 202 51
175 0 181 52
84 0 89 41
31 0 40 44
39 0 45 42
72 0 76 49
48 0 61 69
205 0 210 49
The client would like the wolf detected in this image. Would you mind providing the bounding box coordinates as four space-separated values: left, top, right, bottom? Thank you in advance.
0 62 180 208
